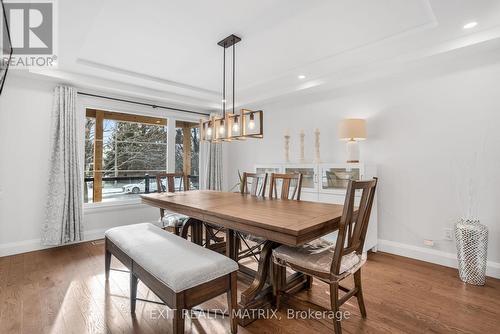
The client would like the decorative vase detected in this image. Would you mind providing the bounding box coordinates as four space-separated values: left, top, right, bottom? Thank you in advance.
454 218 488 285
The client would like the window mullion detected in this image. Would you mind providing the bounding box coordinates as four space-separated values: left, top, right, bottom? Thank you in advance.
166 117 176 172
93 110 104 202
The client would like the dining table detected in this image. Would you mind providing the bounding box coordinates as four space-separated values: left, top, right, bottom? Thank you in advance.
141 190 345 326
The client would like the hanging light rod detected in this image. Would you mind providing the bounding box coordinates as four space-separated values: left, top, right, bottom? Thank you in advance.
77 92 210 116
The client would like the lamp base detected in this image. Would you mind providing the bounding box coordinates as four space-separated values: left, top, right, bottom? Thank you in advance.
346 140 360 163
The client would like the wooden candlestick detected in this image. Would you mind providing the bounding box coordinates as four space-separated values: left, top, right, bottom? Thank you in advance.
299 129 305 163
284 129 290 162
314 128 321 163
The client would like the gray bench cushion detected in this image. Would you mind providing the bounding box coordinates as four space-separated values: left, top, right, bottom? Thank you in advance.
105 223 238 293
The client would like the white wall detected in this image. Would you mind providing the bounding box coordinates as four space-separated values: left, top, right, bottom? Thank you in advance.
227 62 500 277
0 74 204 256
0 75 55 251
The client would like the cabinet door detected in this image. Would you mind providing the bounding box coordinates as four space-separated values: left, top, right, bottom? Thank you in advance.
283 164 318 193
319 163 364 195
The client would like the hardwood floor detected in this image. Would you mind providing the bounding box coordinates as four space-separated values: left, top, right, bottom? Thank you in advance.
1 241 499 333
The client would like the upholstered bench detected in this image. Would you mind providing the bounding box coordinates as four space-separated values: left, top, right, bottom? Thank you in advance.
104 223 239 334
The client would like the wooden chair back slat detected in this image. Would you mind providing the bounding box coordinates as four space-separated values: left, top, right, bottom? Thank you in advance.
330 178 378 276
268 173 303 200
156 173 189 193
241 172 268 197
155 173 189 223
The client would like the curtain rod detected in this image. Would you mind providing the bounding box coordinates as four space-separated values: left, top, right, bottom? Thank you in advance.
77 92 210 116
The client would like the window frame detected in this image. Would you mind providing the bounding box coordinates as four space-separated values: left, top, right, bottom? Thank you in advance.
82 105 205 210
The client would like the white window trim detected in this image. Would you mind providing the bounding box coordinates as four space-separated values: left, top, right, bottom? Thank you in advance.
78 94 207 211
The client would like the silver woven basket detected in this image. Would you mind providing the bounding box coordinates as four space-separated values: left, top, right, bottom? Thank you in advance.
455 219 488 285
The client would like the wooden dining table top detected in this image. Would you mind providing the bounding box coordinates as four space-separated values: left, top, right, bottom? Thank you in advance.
141 190 344 246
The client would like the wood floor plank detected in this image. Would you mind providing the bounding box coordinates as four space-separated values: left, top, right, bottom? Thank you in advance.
1 243 499 334
1 255 24 334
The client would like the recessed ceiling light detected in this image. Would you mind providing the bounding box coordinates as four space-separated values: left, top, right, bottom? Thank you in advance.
463 21 478 29
298 75 306 79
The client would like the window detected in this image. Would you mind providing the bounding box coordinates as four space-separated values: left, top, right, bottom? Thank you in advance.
175 120 200 190
84 109 199 204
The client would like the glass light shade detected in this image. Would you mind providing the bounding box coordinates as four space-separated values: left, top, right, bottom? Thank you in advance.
241 109 263 138
213 115 229 141
219 120 225 135
232 122 239 132
248 113 255 130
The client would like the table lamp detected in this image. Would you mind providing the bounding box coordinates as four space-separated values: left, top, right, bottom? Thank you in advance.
338 119 366 163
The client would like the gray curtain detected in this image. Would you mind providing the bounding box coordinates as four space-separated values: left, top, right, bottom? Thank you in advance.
42 85 83 245
204 142 223 191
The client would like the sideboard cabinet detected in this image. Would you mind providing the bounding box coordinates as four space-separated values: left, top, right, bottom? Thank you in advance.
255 163 378 251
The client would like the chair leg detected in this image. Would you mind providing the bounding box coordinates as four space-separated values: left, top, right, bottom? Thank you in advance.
105 248 111 280
274 264 286 310
235 237 241 262
172 308 185 334
272 263 278 306
205 225 212 247
227 272 238 334
330 282 342 334
305 275 313 290
354 270 367 318
130 273 138 314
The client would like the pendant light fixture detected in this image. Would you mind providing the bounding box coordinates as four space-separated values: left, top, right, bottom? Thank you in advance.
200 34 263 142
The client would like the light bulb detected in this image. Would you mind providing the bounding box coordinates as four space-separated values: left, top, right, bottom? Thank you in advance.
248 113 255 130
207 125 213 137
219 124 225 135
232 122 240 132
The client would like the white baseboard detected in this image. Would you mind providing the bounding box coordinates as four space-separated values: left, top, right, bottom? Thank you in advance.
0 227 108 257
378 239 500 279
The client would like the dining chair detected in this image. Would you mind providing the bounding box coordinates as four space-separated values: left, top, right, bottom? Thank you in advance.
241 172 268 197
190 173 268 252
156 172 190 236
272 178 378 334
235 172 268 262
268 173 303 200
236 172 303 265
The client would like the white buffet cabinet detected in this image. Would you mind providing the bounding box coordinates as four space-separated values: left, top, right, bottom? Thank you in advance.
255 163 378 252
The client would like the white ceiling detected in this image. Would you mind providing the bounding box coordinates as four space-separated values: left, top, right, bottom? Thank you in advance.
35 0 500 111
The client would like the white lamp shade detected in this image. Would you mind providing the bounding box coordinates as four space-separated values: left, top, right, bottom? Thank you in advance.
338 119 367 141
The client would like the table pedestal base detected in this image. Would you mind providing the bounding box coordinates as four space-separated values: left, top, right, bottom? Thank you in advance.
226 233 310 326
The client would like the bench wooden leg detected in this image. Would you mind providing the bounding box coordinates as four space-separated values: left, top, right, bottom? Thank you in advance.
173 293 185 334
228 272 238 334
105 247 111 281
173 308 184 334
130 273 138 314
